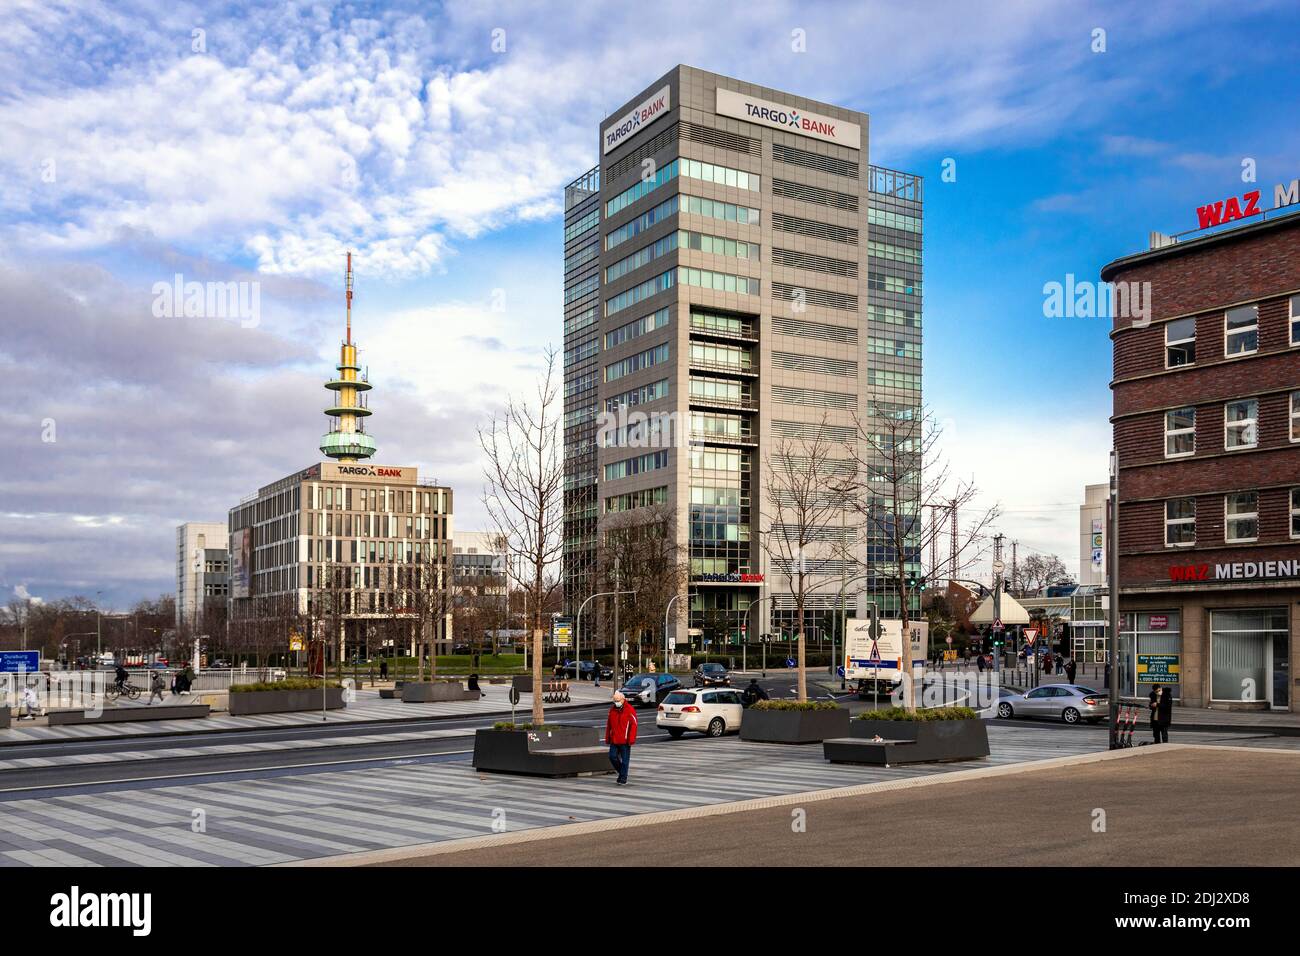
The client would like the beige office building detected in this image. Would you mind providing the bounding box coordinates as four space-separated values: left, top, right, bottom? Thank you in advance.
563 65 924 645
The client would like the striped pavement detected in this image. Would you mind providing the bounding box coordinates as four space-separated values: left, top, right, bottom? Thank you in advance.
0 682 611 746
0 724 1274 866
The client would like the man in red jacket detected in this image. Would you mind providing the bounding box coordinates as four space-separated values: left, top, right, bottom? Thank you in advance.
605 691 638 785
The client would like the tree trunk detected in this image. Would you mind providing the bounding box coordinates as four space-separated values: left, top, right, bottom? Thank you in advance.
796 597 807 702
531 627 544 725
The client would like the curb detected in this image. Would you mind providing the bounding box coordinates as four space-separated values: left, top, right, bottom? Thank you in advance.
0 697 610 749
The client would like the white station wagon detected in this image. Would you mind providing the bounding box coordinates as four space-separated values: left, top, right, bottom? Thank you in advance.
656 687 745 738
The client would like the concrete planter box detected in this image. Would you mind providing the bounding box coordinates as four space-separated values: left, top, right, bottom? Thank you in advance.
0 707 9 729
739 706 850 744
401 681 478 703
511 675 534 694
472 725 611 777
229 687 345 716
48 703 211 725
824 718 990 765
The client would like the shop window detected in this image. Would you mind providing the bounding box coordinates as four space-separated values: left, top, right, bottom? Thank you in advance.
1224 304 1258 356
1224 399 1258 449
1292 489 1300 539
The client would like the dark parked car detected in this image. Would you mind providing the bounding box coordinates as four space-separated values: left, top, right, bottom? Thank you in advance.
693 662 731 687
620 672 682 706
555 660 614 681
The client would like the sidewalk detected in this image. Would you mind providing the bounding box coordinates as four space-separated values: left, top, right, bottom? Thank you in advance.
0 681 613 747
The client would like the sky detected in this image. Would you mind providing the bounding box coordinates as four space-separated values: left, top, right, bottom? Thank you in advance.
2 0 1298 609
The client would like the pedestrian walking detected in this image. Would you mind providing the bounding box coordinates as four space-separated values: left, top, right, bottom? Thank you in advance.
1065 656 1077 684
1149 684 1172 743
148 670 166 705
592 660 600 687
379 660 389 681
20 683 39 720
976 653 986 673
604 691 638 785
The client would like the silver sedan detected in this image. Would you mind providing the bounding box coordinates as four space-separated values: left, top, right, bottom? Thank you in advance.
996 685 1109 724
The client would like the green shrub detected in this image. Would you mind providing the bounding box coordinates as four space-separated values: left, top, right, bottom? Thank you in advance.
490 721 556 731
857 706 977 721
750 699 842 712
230 678 343 693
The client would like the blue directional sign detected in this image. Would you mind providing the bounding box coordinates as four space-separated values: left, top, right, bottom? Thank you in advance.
785 658 796 668
0 651 39 673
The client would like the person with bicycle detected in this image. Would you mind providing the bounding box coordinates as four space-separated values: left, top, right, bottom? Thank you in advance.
114 663 129 693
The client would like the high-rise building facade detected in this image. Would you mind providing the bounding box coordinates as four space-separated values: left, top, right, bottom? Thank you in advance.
562 65 923 646
175 521 228 630
227 257 454 661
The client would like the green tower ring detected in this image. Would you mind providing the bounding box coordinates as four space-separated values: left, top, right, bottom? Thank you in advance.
319 431 378 459
324 405 373 417
325 379 373 391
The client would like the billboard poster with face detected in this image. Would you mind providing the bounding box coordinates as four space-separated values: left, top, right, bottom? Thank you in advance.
230 527 252 599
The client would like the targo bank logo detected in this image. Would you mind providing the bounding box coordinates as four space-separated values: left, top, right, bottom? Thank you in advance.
50 886 151 936
743 102 837 138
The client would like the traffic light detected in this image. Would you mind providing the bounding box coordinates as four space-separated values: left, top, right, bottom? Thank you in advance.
917 575 927 592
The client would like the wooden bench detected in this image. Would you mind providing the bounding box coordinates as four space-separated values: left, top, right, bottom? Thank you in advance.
541 681 571 704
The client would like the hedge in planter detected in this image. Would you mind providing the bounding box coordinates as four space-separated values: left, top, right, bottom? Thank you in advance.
739 699 850 745
825 706 989 764
229 679 346 716
472 724 611 777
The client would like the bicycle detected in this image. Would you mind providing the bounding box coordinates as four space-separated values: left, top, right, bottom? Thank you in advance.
105 681 142 702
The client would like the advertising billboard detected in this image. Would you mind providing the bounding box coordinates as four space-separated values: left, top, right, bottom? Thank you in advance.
230 527 252 599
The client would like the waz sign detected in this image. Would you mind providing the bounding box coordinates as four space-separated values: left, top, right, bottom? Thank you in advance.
1195 178 1300 230
1170 557 1300 583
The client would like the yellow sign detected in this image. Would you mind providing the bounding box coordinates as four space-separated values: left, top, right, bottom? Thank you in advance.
289 632 305 652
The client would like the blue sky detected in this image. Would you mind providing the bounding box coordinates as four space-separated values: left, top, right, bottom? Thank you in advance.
2 0 1298 607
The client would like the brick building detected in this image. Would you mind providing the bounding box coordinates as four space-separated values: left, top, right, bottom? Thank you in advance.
1106 212 1300 710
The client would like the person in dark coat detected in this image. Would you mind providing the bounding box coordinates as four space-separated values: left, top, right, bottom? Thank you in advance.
1148 684 1173 743
976 653 986 673
379 660 388 681
1065 656 1077 684
742 677 769 706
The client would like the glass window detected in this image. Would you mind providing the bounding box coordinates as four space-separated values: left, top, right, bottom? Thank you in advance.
1292 295 1300 346
1164 407 1195 457
1224 492 1258 543
1292 392 1300 442
1292 489 1300 539
1165 498 1196 547
1225 304 1259 356
1224 399 1258 449
1211 608 1287 703
1165 317 1195 367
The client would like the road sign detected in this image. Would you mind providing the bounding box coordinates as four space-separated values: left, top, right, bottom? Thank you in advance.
785 658 796 668
289 631 305 652
992 618 1003 631
551 616 573 649
621 641 629 653
508 687 520 705
0 651 39 673
1023 627 1038 645
946 636 953 645
992 560 1005 575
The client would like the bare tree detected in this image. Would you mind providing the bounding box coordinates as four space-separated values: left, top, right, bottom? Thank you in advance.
851 405 998 713
597 504 689 663
760 418 857 701
1017 553 1071 596
408 543 452 681
479 349 565 725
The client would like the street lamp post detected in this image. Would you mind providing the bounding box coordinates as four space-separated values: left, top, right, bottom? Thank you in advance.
576 589 635 685
663 590 696 675
744 594 777 677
